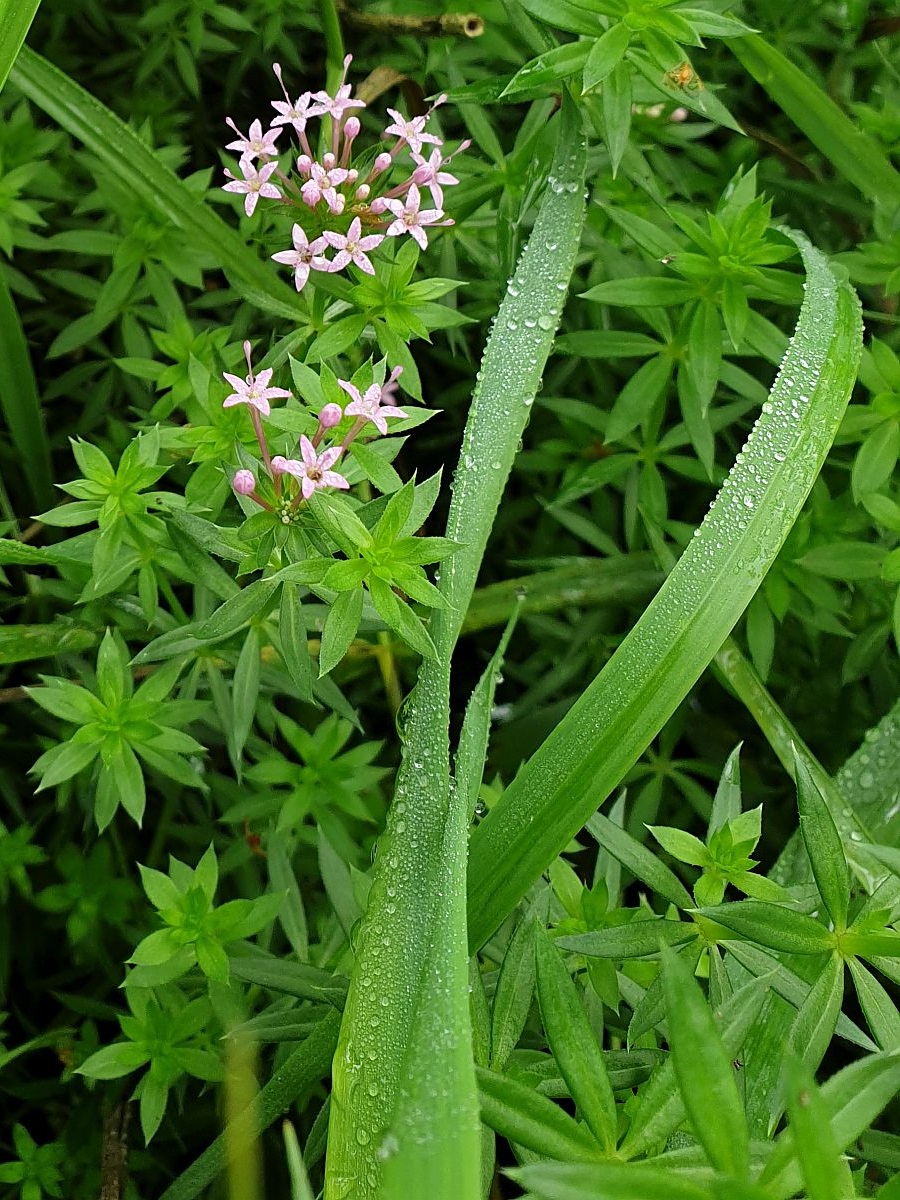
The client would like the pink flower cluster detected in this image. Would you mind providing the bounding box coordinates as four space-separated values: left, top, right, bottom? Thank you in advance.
223 341 408 520
222 56 468 292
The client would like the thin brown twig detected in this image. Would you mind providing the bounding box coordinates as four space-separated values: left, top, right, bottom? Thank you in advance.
335 2 484 39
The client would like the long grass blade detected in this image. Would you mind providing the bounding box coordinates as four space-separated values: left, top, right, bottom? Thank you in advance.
729 34 900 208
467 230 863 949
325 94 587 1199
0 0 39 92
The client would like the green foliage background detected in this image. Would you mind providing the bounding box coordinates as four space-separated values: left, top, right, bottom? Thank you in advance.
0 0 898 1196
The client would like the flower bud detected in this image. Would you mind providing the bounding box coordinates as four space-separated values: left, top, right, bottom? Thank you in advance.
411 164 431 185
355 184 371 201
233 469 256 495
344 116 361 141
323 152 336 169
370 197 387 214
319 403 343 429
296 154 312 176
372 152 392 175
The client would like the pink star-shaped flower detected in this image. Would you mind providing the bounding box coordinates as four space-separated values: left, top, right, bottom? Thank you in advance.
272 224 330 292
225 118 281 161
222 158 281 217
307 85 365 123
323 217 384 276
383 108 442 156
271 64 313 134
411 147 462 210
301 162 349 213
222 343 291 417
272 438 349 499
383 184 449 251
338 379 408 435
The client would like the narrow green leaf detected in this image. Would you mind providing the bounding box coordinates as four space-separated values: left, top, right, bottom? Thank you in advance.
788 954 844 1076
318 587 363 677
230 627 260 771
583 23 631 92
582 277 696 306
468 230 863 948
509 1161 711 1200
475 1066 603 1163
782 1056 843 1200
0 0 40 92
535 929 617 1152
793 746 850 929
455 608 519 818
490 897 544 1072
761 1054 900 1196
661 942 749 1177
0 266 52 508
557 918 696 959
10 48 307 321
701 900 834 955
619 975 767 1161
729 34 900 208
847 957 900 1051
168 520 240 603
0 624 98 665
724 941 875 1052
277 583 314 702
586 812 693 910
197 578 279 641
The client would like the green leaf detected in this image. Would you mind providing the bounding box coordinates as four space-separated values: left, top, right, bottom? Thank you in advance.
793 746 850 929
197 578 280 641
267 834 309 962
647 824 709 867
729 35 900 209
455 609 518 820
475 1065 603 1163
586 812 693 909
583 23 631 92
318 587 363 676
788 953 844 1077
277 584 313 703
168 520 239 602
467 230 863 950
556 918 696 959
686 299 722 414
581 277 696 306
509 1161 711 1200
0 266 52 508
368 576 437 661
723 941 874 1053
490 896 545 1072
782 1056 843 1200
619 974 767 1161
535 929 617 1152
0 0 40 92
77 1042 150 1080
661 942 749 1177
10 48 307 321
700 900 834 955
230 626 260 771
846 957 900 1051
501 42 592 100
